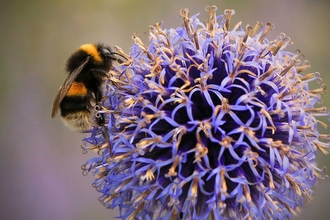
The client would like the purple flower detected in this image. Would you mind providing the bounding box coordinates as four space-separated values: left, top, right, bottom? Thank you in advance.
82 6 330 220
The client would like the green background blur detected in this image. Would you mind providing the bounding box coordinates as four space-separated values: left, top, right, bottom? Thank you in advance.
0 0 329 219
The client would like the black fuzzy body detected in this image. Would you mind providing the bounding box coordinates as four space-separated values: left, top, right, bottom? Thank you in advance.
59 44 114 131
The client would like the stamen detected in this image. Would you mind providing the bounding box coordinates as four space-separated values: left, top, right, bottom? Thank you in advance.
149 23 171 47
280 59 297 76
220 169 228 193
145 167 155 181
134 189 153 204
259 22 274 43
220 136 235 148
223 9 235 32
296 60 311 73
180 8 191 35
270 35 291 56
243 185 252 203
243 25 253 44
166 155 181 177
277 198 297 215
313 140 329 155
251 21 263 37
132 34 153 60
286 175 302 196
114 46 130 61
180 8 199 49
114 178 133 194
127 202 145 220
258 66 275 82
188 176 199 203
265 166 275 189
206 5 217 37
193 143 208 163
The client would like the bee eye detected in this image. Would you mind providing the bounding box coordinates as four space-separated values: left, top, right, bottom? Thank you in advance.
102 49 111 56
102 49 117 60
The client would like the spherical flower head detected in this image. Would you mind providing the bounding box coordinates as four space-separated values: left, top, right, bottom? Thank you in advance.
82 6 330 220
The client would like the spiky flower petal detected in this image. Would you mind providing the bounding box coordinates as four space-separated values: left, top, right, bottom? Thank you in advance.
82 6 330 220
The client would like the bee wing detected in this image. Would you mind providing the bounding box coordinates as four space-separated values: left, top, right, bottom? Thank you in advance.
51 57 90 118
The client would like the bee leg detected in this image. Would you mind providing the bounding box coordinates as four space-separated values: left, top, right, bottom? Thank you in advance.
101 123 112 156
95 106 113 156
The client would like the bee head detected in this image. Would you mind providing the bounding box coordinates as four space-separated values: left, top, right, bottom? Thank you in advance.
97 44 117 70
66 44 115 73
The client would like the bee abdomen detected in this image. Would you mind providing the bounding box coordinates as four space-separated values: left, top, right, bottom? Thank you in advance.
60 83 93 132
60 96 90 115
61 110 92 132
66 82 88 96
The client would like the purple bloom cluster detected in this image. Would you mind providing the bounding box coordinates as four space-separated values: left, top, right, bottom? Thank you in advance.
82 6 330 220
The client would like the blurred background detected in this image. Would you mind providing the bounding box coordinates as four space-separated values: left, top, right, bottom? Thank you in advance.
0 0 329 219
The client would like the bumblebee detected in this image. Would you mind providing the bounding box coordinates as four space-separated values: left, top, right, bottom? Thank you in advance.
51 43 116 132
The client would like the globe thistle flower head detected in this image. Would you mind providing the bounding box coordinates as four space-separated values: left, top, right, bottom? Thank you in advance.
82 6 330 220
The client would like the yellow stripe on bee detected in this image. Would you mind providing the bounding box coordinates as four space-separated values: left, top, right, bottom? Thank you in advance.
80 44 102 63
67 82 87 96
